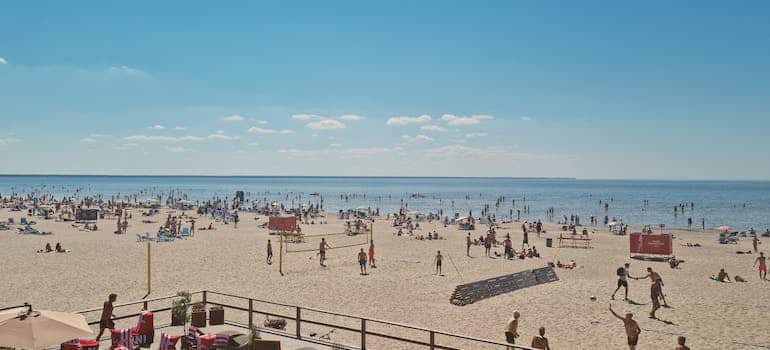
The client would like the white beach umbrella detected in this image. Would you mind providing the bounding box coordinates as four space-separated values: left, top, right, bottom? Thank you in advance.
0 304 93 350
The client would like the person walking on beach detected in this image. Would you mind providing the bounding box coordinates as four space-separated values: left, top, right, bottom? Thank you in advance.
466 233 472 257
434 250 443 275
612 263 631 301
266 240 273 265
357 248 368 275
484 233 492 257
530 326 550 350
754 252 767 281
319 238 331 267
368 240 376 268
522 229 529 250
633 267 668 307
504 311 520 348
609 304 641 350
96 293 117 340
675 336 690 350
752 235 759 253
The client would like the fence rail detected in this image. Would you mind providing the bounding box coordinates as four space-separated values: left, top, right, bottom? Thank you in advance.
72 290 534 350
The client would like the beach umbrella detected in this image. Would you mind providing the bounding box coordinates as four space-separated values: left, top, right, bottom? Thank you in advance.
717 225 731 232
0 304 93 350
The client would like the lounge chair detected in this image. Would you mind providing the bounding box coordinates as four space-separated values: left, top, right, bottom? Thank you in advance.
156 233 175 242
19 225 50 235
136 233 154 242
180 227 191 238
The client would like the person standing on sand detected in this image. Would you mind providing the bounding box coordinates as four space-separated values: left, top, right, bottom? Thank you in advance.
633 267 668 307
357 248 368 275
190 219 195 236
675 336 690 350
612 263 631 301
96 294 117 340
368 240 376 268
754 252 767 281
434 250 443 275
752 236 759 253
522 229 529 250
609 304 641 350
266 240 273 265
530 326 550 350
319 238 331 267
504 311 520 348
466 233 472 257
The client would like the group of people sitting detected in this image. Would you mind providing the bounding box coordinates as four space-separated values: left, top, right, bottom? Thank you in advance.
553 260 577 269
711 268 747 283
412 230 442 240
37 242 68 253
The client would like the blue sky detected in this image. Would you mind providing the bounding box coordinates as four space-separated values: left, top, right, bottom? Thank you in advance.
1 1 769 179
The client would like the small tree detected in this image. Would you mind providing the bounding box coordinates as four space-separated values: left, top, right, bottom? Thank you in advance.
172 291 192 330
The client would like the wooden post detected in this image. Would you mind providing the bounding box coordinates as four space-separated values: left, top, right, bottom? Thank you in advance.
296 307 301 339
248 299 253 329
279 233 284 276
202 291 207 305
361 319 366 350
429 330 435 350
146 241 151 295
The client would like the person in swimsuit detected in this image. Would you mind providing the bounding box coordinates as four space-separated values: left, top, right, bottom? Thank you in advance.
266 240 273 265
319 238 331 267
466 233 472 257
530 326 550 350
357 248 368 275
633 267 668 307
96 293 117 340
504 311 520 348
754 252 767 281
434 250 443 275
609 304 641 350
675 336 690 350
368 240 376 268
612 263 631 301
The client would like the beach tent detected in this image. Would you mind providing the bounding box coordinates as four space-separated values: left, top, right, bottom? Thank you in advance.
75 208 99 222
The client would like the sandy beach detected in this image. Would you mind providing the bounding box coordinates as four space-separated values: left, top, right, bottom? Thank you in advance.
1 207 767 350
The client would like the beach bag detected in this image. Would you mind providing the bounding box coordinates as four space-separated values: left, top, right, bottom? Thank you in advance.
616 267 625 276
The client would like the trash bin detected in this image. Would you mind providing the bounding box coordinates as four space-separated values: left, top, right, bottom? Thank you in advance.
546 238 553 248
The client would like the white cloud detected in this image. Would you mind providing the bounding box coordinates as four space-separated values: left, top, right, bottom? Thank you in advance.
79 137 97 143
440 114 494 126
329 143 342 148
386 115 431 126
465 132 488 138
165 146 187 153
292 114 323 121
254 120 269 124
174 126 187 131
520 116 532 121
307 119 346 130
149 124 165 130
0 137 20 146
339 114 364 121
415 134 434 142
222 114 245 122
420 125 447 132
124 132 238 142
279 146 396 158
114 143 138 150
0 57 6 65
107 65 147 77
247 127 295 134
247 142 260 147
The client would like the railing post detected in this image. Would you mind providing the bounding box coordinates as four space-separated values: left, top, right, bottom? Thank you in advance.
361 319 366 350
429 330 435 350
202 291 207 305
142 300 148 311
248 299 253 329
296 307 301 339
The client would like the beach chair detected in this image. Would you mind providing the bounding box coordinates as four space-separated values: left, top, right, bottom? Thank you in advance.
158 334 180 350
110 328 139 350
156 233 174 242
61 338 99 350
180 227 191 238
20 217 28 225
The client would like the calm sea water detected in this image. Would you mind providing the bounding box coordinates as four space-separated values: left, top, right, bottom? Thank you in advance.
1 176 768 230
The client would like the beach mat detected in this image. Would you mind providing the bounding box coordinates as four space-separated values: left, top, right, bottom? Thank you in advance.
450 266 558 306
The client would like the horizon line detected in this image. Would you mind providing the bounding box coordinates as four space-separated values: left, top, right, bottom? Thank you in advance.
0 173 768 182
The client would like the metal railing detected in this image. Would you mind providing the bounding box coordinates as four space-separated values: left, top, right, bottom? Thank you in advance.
73 290 535 350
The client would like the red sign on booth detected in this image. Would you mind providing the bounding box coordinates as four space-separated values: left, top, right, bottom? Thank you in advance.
268 216 298 232
630 233 673 255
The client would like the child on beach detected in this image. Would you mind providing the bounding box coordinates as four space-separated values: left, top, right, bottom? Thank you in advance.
609 304 641 350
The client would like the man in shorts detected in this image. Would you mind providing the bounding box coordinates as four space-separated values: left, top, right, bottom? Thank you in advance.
504 311 520 349
612 263 631 301
466 233 472 257
319 238 331 267
609 304 641 350
434 250 443 275
357 248 368 275
96 293 117 340
266 240 273 265
755 252 767 281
